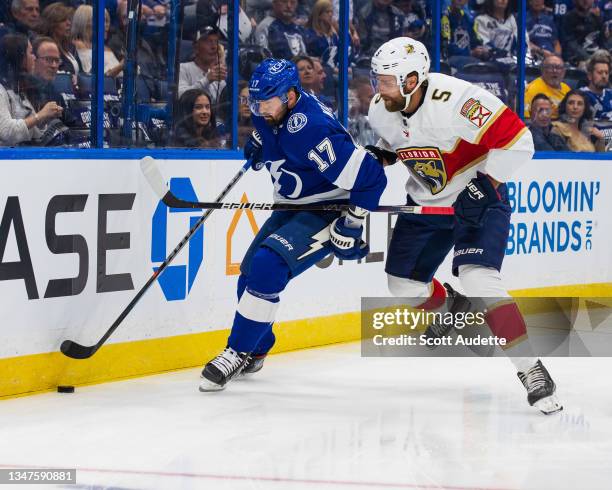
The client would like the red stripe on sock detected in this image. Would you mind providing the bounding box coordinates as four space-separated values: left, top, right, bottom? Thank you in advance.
485 302 527 343
416 278 447 310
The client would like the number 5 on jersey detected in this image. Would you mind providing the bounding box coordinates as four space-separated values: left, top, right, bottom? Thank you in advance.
308 137 336 171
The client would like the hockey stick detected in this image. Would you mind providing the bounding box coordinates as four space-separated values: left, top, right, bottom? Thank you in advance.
140 157 455 215
60 158 253 360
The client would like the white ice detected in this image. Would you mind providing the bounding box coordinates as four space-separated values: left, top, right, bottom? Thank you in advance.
0 343 610 490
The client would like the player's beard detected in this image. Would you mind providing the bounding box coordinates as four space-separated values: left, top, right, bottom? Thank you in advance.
382 95 406 112
263 106 288 126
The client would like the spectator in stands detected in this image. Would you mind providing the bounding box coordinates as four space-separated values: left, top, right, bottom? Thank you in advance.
312 57 327 93
255 0 308 59
108 0 166 96
528 93 570 150
561 0 608 68
238 80 253 148
356 0 404 57
331 0 360 51
178 26 226 103
39 2 80 75
580 50 612 120
71 5 123 77
294 55 317 92
305 0 342 69
526 0 562 60
474 0 518 64
173 88 224 148
552 89 606 151
311 56 335 108
0 33 63 146
7 0 41 39
442 0 490 69
347 76 377 145
524 54 571 118
29 36 62 105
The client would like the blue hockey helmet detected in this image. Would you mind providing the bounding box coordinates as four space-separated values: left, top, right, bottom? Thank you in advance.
248 58 301 116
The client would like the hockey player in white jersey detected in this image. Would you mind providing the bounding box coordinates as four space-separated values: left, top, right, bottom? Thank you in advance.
367 37 562 414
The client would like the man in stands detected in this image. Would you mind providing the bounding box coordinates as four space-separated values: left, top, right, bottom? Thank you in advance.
6 0 40 39
561 0 608 68
178 26 226 104
524 54 571 118
580 50 612 121
528 93 570 150
29 36 77 126
255 0 307 60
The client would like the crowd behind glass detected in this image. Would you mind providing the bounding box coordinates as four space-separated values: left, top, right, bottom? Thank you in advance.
0 0 610 152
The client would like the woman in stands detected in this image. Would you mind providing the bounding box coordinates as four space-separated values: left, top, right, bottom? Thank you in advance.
552 90 606 151
0 33 63 146
71 5 123 78
474 0 518 66
305 0 341 69
39 2 81 76
238 80 253 148
174 88 225 148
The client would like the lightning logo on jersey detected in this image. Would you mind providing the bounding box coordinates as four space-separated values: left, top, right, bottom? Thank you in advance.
397 147 448 195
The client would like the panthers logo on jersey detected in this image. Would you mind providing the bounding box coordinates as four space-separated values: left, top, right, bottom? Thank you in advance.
396 147 447 195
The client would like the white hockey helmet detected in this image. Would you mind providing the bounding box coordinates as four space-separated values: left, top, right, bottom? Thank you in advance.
371 37 430 110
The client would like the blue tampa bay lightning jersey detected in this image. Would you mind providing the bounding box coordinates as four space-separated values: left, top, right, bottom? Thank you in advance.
252 91 387 211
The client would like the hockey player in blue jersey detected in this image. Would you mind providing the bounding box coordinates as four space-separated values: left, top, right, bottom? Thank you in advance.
199 58 388 392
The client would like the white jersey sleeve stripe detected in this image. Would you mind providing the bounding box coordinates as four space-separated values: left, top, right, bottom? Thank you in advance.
332 146 368 191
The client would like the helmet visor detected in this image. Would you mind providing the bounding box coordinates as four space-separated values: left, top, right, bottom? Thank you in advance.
370 71 400 93
248 94 288 117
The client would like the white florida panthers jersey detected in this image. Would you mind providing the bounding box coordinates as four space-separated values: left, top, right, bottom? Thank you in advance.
368 72 535 206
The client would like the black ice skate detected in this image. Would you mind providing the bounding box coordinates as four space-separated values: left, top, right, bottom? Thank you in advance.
423 283 471 346
199 347 249 392
242 354 267 375
517 360 563 414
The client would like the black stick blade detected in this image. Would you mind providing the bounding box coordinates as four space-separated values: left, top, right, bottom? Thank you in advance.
60 339 98 359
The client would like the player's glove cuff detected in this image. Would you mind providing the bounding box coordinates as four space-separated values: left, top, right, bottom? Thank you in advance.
244 130 265 170
329 216 369 260
365 145 397 166
453 172 501 227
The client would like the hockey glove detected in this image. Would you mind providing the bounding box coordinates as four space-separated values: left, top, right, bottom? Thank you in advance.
453 171 501 227
365 145 397 166
244 130 265 170
329 207 370 260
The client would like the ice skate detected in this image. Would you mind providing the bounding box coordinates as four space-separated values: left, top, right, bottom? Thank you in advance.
423 283 471 345
199 348 249 392
242 354 267 375
517 360 563 414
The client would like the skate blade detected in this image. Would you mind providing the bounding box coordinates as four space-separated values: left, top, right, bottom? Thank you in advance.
198 377 226 392
534 394 563 415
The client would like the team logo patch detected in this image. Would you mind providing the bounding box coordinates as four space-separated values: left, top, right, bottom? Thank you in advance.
396 147 447 195
404 44 415 54
287 113 308 133
460 98 493 128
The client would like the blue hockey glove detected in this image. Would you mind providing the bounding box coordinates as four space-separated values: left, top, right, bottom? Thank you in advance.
329 207 370 260
453 172 501 227
244 130 265 170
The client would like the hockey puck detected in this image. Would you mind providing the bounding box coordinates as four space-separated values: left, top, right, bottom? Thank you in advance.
57 385 75 393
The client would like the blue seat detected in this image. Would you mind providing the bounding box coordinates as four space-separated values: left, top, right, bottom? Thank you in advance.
52 73 74 96
77 73 118 98
180 40 194 62
456 63 509 103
